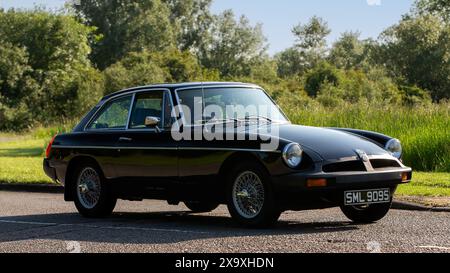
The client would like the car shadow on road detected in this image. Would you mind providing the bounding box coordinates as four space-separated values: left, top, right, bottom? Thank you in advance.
0 210 359 245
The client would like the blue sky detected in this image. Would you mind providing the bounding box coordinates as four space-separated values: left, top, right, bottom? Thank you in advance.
0 0 414 55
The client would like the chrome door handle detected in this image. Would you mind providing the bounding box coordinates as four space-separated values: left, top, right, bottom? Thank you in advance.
118 137 133 142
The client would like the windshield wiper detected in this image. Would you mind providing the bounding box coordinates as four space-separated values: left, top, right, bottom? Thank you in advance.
197 118 239 125
242 115 273 123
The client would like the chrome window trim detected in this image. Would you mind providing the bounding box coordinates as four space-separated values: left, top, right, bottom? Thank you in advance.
126 93 136 129
174 84 291 126
178 147 281 153
51 145 281 153
83 88 172 132
52 145 178 150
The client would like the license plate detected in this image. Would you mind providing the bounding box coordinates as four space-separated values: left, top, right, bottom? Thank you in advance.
344 188 391 206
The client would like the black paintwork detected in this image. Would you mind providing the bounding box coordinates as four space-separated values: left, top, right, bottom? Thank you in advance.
44 82 412 210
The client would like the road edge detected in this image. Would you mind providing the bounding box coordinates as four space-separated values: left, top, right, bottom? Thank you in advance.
1 183 449 212
0 183 63 194
391 200 450 212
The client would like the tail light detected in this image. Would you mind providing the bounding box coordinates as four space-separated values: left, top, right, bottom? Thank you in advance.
45 134 57 158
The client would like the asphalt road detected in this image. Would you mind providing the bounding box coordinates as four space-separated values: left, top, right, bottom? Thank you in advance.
0 191 449 253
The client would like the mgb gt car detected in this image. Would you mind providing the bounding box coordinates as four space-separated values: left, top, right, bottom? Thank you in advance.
44 82 412 227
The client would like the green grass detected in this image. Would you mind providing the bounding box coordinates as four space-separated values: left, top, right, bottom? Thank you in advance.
0 137 53 184
396 172 450 197
0 157 52 184
283 101 450 172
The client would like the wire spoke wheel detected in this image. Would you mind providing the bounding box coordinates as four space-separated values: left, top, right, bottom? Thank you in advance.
76 167 101 209
232 171 265 219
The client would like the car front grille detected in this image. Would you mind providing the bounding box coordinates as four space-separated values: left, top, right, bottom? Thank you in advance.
322 159 401 173
370 159 401 169
322 160 366 173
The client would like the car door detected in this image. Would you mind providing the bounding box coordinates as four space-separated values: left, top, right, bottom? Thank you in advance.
83 94 134 179
113 89 178 197
175 87 236 200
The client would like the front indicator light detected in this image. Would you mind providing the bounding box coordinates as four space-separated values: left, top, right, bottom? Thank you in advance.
401 172 410 183
307 179 328 188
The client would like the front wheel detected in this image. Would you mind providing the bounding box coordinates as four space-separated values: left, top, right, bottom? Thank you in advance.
340 202 392 223
226 162 281 228
184 201 219 213
73 163 117 218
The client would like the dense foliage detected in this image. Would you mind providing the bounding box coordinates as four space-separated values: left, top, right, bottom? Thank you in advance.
0 0 449 171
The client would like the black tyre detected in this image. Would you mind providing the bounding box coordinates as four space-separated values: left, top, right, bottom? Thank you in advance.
226 161 281 228
73 163 117 218
341 202 392 223
184 202 219 213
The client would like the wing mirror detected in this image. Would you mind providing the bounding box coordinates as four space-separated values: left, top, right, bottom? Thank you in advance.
145 116 161 132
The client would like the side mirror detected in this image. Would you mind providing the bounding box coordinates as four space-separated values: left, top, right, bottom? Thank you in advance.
145 116 160 127
145 116 161 133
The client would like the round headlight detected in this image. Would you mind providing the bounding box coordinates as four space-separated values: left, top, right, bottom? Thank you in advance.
282 143 303 168
385 139 402 159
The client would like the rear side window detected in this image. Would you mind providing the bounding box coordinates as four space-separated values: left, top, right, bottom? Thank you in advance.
87 95 132 130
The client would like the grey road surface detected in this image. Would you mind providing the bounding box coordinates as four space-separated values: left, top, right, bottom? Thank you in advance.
0 191 449 253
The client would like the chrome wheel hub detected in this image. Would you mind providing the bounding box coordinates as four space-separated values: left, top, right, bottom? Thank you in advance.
76 167 101 209
232 171 265 219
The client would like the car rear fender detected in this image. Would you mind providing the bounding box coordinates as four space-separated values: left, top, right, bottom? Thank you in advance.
64 156 103 201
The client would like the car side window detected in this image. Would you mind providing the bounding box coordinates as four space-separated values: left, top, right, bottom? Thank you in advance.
129 91 173 130
177 89 203 125
87 95 132 130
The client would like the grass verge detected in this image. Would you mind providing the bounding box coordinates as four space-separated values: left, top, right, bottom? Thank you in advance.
396 172 450 197
0 136 53 184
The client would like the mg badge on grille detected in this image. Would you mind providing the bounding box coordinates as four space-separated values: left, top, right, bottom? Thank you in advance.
355 149 370 162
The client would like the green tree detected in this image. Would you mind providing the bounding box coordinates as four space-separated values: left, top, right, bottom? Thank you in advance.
103 51 168 94
71 0 175 69
292 16 331 68
415 0 450 20
199 10 268 78
0 9 92 71
276 16 331 77
329 31 367 70
379 15 450 101
104 49 219 94
249 58 279 84
0 42 34 105
0 9 103 126
293 16 331 51
162 0 213 52
151 49 206 82
275 47 306 77
304 62 341 98
0 42 38 130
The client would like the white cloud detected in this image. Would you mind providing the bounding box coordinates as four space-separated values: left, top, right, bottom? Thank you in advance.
367 0 382 6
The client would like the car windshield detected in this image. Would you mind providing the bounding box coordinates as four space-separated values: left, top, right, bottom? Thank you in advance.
177 87 289 125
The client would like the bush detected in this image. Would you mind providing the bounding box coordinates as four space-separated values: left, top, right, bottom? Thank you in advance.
0 10 102 128
104 49 217 94
104 51 168 95
400 85 432 105
305 62 341 97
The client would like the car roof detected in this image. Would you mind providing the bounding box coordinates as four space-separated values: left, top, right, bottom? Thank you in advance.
102 82 260 101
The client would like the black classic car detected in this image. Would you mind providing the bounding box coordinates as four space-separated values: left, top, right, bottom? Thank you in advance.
44 82 412 227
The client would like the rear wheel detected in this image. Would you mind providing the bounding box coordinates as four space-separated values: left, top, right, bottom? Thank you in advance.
226 162 281 228
73 163 116 218
340 202 392 223
184 202 219 213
